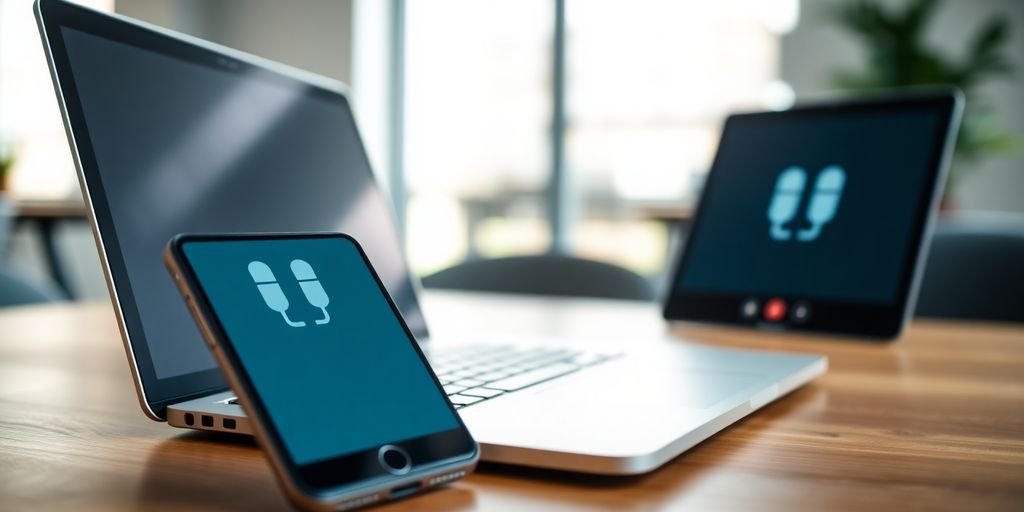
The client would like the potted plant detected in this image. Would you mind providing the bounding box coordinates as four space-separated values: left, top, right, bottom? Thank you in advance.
0 145 11 193
0 145 13 256
829 0 1016 209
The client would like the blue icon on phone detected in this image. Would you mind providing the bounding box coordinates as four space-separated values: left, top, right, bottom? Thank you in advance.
248 259 331 327
291 259 331 325
767 165 846 242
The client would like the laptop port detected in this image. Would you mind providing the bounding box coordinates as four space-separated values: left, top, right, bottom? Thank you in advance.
184 413 194 426
201 415 213 427
390 481 422 499
222 418 236 430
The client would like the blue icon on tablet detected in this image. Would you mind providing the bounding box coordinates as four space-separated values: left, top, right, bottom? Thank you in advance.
768 166 807 241
248 259 331 327
767 165 846 242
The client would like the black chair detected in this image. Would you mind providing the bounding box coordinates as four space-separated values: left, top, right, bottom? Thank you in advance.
915 214 1024 323
0 267 63 307
421 255 655 301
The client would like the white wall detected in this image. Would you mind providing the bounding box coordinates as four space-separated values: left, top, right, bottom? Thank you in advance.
782 0 1024 212
116 0 353 83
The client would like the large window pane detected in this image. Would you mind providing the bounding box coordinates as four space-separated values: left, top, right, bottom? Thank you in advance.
404 0 553 275
0 0 113 199
565 0 796 276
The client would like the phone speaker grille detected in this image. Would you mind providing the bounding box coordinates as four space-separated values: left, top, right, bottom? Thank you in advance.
427 470 466 487
339 493 380 510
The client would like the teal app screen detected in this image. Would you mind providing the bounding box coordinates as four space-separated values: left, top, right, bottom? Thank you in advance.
183 236 458 465
678 109 941 304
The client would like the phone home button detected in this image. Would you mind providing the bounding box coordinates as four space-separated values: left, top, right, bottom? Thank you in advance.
378 445 411 475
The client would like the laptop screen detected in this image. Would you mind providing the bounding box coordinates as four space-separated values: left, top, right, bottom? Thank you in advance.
41 2 425 411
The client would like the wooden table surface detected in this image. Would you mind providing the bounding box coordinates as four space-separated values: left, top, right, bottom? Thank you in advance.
0 291 1022 511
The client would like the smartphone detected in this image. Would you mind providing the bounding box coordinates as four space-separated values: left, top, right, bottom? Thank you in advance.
164 232 478 511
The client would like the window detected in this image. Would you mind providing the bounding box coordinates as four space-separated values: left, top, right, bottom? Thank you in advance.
565 0 797 275
0 0 113 199
399 0 796 278
403 0 554 275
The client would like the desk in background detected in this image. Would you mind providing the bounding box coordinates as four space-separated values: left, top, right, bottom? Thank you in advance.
5 197 694 300
0 291 1021 511
11 199 89 298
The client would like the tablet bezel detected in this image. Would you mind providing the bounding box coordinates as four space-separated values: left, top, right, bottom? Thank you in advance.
662 90 962 340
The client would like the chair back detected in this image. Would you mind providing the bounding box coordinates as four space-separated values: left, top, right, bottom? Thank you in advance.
0 267 63 307
915 214 1024 323
422 255 655 301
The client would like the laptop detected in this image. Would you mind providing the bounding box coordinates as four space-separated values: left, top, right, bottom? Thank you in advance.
35 0 832 475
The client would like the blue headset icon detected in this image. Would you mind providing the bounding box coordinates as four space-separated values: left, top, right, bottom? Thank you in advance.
247 259 331 327
767 166 807 241
798 165 846 241
290 259 331 325
767 165 846 242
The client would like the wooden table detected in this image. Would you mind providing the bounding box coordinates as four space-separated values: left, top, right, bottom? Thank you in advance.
0 291 1021 511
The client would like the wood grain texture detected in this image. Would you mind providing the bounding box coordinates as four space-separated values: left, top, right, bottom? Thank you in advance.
0 292 1021 511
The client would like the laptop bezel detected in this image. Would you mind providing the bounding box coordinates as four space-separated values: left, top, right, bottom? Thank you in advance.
34 0 429 418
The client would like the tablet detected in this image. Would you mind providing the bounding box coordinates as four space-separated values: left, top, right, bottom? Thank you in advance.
663 91 962 339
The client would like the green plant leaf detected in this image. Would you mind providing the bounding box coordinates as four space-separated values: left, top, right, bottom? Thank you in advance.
827 0 1018 189
970 17 1010 60
833 0 895 38
903 0 939 35
957 17 1014 85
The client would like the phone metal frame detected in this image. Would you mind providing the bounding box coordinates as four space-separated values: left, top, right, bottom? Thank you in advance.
164 232 477 510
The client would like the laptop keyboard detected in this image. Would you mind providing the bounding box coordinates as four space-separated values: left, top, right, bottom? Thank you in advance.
425 345 619 409
221 345 618 410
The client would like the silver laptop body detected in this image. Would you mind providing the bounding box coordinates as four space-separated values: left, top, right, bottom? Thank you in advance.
36 0 825 475
173 325 824 474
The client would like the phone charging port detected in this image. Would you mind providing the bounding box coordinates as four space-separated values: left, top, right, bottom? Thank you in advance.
390 481 422 499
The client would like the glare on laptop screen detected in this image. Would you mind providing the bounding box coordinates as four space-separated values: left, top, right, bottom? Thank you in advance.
61 27 422 381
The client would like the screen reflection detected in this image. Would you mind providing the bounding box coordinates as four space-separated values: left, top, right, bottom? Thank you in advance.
61 27 424 382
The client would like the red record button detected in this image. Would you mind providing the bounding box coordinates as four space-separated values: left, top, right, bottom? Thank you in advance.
763 298 787 322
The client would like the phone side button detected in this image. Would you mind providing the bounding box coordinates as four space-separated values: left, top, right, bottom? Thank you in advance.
202 328 217 348
185 296 200 317
201 326 216 347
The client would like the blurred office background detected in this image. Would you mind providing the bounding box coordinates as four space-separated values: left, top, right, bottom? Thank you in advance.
0 0 1022 304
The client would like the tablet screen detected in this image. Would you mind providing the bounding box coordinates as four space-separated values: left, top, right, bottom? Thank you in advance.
664 93 960 339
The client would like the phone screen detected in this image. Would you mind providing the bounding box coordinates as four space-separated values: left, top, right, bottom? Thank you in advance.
179 235 461 468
